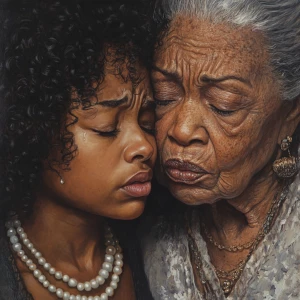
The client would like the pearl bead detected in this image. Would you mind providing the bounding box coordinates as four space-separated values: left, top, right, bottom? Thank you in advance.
115 253 123 260
17 227 24 234
7 228 16 237
20 232 27 239
113 266 122 275
44 263 51 270
35 251 42 258
99 269 109 279
84 281 92 291
23 238 30 245
105 286 114 296
43 280 50 288
12 243 22 251
102 262 112 272
77 283 84 291
26 259 33 266
5 221 13 228
17 250 24 257
100 293 108 300
31 248 37 254
114 259 123 268
49 267 56 275
56 288 64 298
69 296 76 300
55 271 63 279
96 275 105 285
21 255 28 262
88 297 94 300
91 279 99 289
110 281 118 289
68 278 77 287
81 296 87 300
27 243 33 249
38 257 46 265
38 275 46 283
13 220 21 227
63 274 70 282
94 297 101 300
111 274 119 283
104 254 114 263
48 284 56 293
106 246 116 255
63 292 70 300
29 263 37 271
33 269 41 278
75 296 81 300
115 246 122 252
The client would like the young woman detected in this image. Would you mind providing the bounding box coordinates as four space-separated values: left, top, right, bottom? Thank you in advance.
0 1 155 299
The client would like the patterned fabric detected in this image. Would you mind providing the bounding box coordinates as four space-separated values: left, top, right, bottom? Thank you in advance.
141 175 300 300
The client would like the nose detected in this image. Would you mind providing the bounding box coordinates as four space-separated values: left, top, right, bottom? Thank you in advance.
168 100 209 146
124 129 155 164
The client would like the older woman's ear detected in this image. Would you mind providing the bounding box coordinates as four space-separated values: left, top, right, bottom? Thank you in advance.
278 96 300 143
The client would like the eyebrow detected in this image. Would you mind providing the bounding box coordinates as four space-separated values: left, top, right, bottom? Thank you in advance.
97 96 128 108
151 65 182 83
200 74 252 88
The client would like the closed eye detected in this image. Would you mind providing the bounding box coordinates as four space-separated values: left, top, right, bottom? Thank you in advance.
92 128 120 137
154 99 175 106
210 105 236 116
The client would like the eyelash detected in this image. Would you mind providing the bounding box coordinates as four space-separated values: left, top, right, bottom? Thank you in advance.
141 126 156 136
210 105 235 116
154 99 175 106
92 129 120 137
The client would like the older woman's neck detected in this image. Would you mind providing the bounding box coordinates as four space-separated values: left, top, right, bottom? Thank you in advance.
206 171 282 238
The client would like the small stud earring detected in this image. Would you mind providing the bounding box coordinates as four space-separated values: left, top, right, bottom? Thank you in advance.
273 136 298 178
59 174 65 185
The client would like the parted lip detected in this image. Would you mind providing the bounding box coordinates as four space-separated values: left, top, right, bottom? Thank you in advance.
124 170 153 186
164 159 208 174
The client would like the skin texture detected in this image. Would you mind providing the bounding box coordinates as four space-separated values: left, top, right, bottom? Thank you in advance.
153 16 300 292
15 63 156 300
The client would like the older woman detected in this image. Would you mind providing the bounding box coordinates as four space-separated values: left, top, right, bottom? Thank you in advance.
142 0 300 299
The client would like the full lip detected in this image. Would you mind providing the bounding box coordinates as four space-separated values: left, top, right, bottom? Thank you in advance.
121 170 153 198
163 159 210 184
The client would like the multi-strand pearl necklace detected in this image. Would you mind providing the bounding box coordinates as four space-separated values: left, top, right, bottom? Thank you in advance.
6 218 124 300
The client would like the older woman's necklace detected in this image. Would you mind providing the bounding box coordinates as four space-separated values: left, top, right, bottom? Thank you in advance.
6 218 123 300
196 184 288 296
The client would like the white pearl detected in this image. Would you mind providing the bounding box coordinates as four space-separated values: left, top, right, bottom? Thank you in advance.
94 297 101 300
113 266 122 275
31 248 37 254
17 227 24 234
23 238 30 245
96 275 105 285
7 228 16 236
104 254 114 263
77 283 84 291
44 263 51 270
69 296 76 300
21 255 28 262
75 296 81 300
26 259 33 266
63 292 70 300
88 297 94 300
100 293 108 300
33 270 41 278
27 243 33 249
84 281 92 291
38 275 46 283
106 246 116 256
17 250 24 257
102 262 112 272
81 296 87 300
55 271 63 279
49 267 56 275
12 243 22 251
91 279 99 289
105 286 114 296
5 221 13 228
111 274 119 283
29 263 37 271
38 257 46 265
48 285 56 293
115 253 123 260
20 233 27 239
43 280 50 288
110 281 118 289
114 259 123 268
63 274 70 282
99 269 109 279
68 278 77 287
115 246 122 253
35 251 42 258
56 288 64 298
13 220 21 227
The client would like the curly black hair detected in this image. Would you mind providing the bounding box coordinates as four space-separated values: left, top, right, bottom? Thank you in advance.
0 0 155 214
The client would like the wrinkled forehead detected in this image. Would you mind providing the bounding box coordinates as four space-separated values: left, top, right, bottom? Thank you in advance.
155 15 270 80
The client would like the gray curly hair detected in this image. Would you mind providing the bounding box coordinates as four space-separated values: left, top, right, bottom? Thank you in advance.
154 0 300 101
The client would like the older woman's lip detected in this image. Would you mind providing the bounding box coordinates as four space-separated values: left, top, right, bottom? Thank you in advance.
164 159 209 183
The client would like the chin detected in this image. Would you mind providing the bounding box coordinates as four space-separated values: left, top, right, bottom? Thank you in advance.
109 199 146 220
168 182 218 206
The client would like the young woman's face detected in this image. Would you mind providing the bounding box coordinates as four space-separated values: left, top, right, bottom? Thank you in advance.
42 63 157 220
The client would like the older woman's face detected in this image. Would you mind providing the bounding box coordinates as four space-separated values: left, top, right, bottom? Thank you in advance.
153 17 295 205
